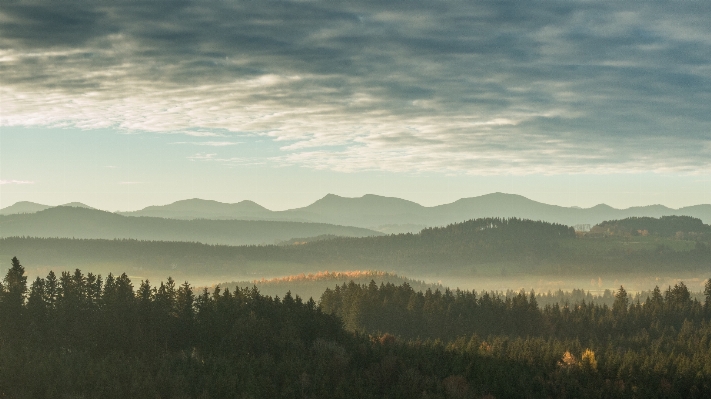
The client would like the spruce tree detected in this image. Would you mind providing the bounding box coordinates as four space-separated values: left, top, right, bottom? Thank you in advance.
613 286 628 317
0 257 28 344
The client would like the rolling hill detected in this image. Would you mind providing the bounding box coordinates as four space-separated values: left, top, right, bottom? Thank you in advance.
0 201 94 215
0 206 381 245
3 216 708 285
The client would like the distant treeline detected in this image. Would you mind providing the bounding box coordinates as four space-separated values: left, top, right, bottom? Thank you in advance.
2 217 711 280
464 287 707 309
214 271 443 300
592 215 711 238
4 258 711 397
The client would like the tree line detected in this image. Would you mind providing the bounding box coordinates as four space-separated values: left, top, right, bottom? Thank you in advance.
592 215 711 238
3 216 710 280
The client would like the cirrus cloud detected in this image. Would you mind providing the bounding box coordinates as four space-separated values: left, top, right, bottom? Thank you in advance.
0 180 34 185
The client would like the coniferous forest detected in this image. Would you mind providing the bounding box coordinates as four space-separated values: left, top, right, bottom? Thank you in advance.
3 256 711 398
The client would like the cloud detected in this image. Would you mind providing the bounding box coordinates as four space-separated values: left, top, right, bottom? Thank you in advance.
0 180 34 185
179 130 227 137
171 141 241 146
187 153 217 161
1 1 710 174
187 152 267 166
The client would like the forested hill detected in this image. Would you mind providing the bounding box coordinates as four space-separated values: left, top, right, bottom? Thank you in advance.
0 218 581 281
0 206 381 245
2 216 709 282
591 215 711 238
287 217 575 268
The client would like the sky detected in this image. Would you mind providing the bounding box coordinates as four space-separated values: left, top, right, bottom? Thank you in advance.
1 0 710 211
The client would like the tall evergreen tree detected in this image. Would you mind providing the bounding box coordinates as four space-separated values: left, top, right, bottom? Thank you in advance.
612 286 628 318
0 257 28 344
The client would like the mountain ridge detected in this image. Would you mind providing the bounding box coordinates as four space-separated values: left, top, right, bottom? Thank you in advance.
2 193 710 229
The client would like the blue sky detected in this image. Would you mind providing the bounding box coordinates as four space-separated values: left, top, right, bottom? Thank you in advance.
1 1 710 211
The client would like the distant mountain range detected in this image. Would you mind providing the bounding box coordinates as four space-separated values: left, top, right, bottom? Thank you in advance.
0 206 381 245
0 201 93 215
2 193 710 230
110 193 711 229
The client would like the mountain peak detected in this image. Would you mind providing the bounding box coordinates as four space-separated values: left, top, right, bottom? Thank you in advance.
119 198 272 219
589 204 615 211
0 201 51 215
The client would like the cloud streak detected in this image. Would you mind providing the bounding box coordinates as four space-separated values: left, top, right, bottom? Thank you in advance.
1 1 710 174
171 141 241 147
0 180 34 185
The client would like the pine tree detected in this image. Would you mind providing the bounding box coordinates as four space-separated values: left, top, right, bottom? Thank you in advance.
0 257 28 344
26 277 48 344
613 286 628 317
44 270 58 309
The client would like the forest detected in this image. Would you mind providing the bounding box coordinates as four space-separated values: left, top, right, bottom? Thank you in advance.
591 216 711 238
2 216 710 283
3 257 711 398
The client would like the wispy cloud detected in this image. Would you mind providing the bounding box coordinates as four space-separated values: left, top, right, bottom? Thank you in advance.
187 153 266 166
0 180 34 185
1 1 710 174
171 141 241 147
187 153 217 161
179 130 227 137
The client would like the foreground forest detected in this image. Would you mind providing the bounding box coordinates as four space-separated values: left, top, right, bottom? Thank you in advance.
3 257 711 398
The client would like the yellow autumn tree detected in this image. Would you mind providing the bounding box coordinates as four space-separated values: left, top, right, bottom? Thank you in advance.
558 351 577 368
581 348 598 372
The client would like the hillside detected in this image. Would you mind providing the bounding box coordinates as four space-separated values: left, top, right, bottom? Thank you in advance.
3 216 708 284
591 215 711 238
0 206 381 246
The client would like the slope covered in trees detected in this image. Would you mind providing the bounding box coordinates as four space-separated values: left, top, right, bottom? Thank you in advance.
3 258 711 398
591 215 711 238
2 216 710 283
